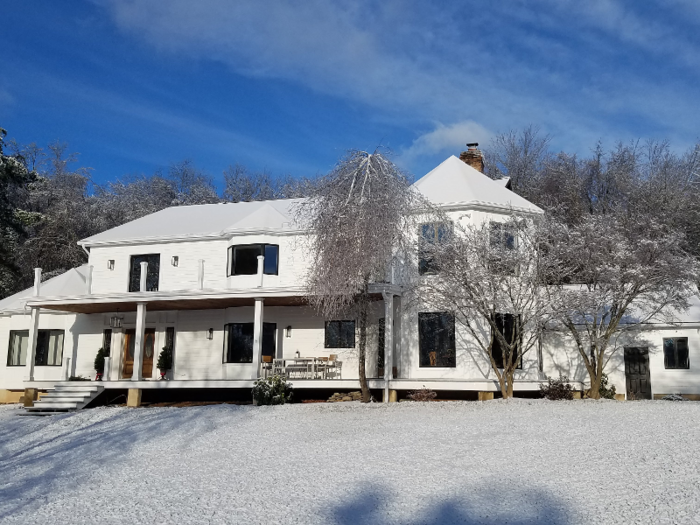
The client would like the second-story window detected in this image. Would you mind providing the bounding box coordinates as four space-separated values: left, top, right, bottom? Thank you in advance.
228 244 279 276
129 254 160 292
419 222 452 275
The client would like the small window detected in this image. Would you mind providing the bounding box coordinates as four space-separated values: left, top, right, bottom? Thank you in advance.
663 337 689 369
228 244 279 276
102 329 112 357
7 330 65 367
491 313 521 369
490 222 516 250
129 254 160 292
377 318 385 370
418 312 456 367
325 321 355 348
419 222 452 275
165 327 175 351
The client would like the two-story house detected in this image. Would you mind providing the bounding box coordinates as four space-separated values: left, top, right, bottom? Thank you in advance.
1 147 699 409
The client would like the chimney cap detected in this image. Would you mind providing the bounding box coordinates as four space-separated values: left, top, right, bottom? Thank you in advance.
466 142 479 149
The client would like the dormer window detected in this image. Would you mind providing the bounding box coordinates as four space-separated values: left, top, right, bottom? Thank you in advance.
227 244 279 276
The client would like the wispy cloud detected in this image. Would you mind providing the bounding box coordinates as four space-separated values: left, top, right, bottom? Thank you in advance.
400 120 493 166
98 0 700 162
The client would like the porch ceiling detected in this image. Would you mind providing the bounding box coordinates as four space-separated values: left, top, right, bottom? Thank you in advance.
29 290 390 314
35 295 311 314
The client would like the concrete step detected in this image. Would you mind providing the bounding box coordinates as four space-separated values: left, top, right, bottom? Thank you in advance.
24 384 105 413
26 402 84 410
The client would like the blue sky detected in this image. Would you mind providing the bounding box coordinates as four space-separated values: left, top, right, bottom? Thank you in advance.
1 0 699 187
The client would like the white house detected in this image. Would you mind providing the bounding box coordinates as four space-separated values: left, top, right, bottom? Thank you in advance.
1 147 699 409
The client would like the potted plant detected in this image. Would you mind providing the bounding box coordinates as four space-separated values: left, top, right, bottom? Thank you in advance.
94 348 106 381
157 346 173 380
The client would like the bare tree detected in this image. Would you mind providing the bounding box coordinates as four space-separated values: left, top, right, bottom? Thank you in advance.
419 213 562 398
298 150 420 402
546 213 700 398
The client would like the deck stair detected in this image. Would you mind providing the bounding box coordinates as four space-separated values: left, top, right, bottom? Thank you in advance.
23 383 105 414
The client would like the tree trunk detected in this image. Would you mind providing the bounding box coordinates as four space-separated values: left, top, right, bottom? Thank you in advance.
358 288 370 403
588 373 601 399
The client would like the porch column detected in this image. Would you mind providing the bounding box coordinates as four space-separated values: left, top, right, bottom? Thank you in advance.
251 298 264 379
132 302 147 381
24 307 40 382
382 292 394 403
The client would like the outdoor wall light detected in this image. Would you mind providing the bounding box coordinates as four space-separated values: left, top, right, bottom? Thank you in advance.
285 326 292 338
171 256 179 267
207 328 214 340
107 260 115 270
109 316 123 328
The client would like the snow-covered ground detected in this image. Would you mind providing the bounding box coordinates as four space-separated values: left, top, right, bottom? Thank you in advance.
1 400 699 524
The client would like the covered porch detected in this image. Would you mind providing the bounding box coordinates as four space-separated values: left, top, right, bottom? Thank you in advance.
23 281 403 402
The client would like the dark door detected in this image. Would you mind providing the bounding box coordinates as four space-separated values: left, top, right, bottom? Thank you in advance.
262 323 277 359
624 347 651 400
122 328 156 379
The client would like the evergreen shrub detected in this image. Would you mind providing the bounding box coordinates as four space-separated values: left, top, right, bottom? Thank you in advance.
540 375 574 400
252 375 293 406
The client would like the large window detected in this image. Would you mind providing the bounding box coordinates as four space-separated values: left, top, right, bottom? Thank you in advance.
129 254 160 292
325 321 355 348
419 222 452 275
228 244 279 276
7 330 65 366
223 322 276 363
418 312 456 367
663 337 689 369
491 313 521 369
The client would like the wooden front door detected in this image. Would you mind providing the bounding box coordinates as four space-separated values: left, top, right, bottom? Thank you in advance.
122 328 156 379
624 347 651 400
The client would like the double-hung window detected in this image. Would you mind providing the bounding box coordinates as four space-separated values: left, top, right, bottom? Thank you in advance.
489 222 517 274
228 244 279 276
419 222 452 275
7 330 65 366
663 337 689 369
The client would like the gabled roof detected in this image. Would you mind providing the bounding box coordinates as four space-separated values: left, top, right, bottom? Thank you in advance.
412 156 542 214
80 199 303 246
0 265 90 314
79 156 541 247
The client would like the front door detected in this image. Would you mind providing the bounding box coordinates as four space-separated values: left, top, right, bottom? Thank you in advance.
122 328 156 379
624 347 651 400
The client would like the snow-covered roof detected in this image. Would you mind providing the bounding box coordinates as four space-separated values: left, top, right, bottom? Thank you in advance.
412 156 542 214
79 157 542 247
0 265 90 314
80 199 303 246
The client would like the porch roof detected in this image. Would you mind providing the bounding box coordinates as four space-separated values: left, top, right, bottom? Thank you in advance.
25 283 401 314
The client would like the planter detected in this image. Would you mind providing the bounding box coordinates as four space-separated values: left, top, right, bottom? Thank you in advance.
95 372 103 381
159 370 167 380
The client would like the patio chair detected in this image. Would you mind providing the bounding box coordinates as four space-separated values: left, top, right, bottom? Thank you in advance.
272 358 286 376
315 357 329 379
326 355 342 379
261 355 273 378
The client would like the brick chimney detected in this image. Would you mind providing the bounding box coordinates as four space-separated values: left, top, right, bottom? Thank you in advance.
459 142 484 173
